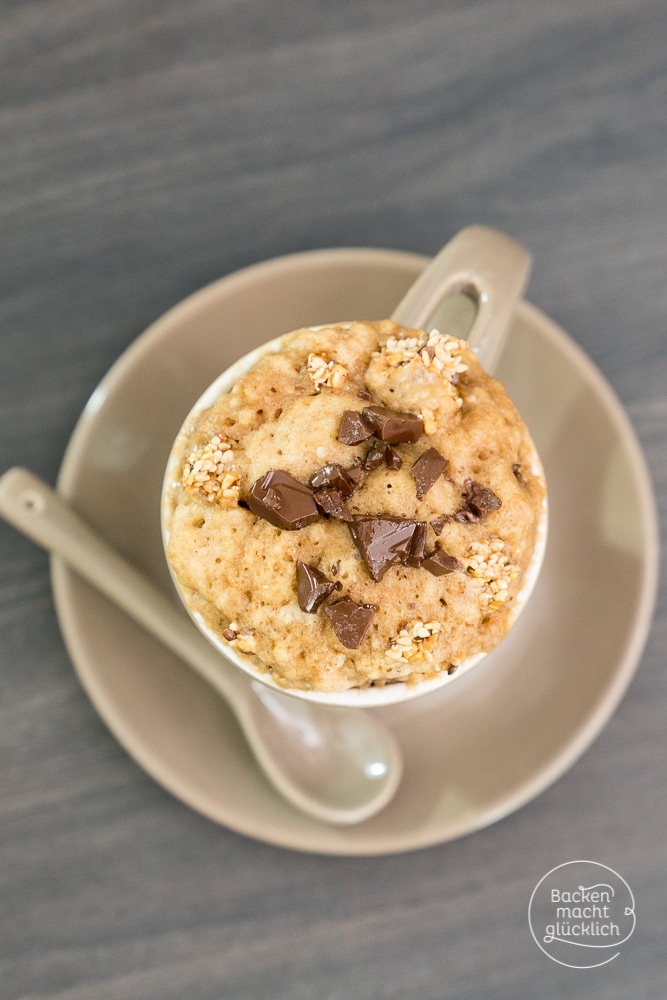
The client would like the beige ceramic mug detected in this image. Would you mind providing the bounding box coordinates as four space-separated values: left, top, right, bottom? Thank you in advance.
161 226 548 706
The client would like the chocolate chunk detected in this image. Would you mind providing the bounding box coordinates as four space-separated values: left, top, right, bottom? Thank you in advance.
361 405 424 444
309 463 356 496
384 445 403 470
452 506 478 524
447 664 458 675
348 516 421 581
324 598 376 648
462 479 502 519
363 444 385 471
430 517 447 536
338 410 374 445
296 561 338 613
422 550 460 576
407 521 428 566
346 459 363 488
331 561 339 576
411 447 449 499
314 489 354 521
357 388 373 401
247 470 319 530
222 627 238 641
512 462 526 486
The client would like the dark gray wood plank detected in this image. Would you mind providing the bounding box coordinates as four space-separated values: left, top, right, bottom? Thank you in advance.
1 1 665 997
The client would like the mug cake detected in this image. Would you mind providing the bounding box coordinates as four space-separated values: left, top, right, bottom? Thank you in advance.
162 319 546 694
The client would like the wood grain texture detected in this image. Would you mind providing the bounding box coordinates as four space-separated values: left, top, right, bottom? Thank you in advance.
1 1 665 997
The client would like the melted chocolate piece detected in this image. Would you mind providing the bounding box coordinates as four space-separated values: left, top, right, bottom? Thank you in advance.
462 479 502 519
407 521 428 566
247 470 319 530
338 410 374 445
324 598 376 648
422 550 460 576
363 444 385 471
348 516 421 581
512 462 526 486
411 447 449 499
296 561 338 613
361 405 424 444
314 489 354 521
309 462 356 496
452 506 478 524
384 445 403 470
346 459 363 488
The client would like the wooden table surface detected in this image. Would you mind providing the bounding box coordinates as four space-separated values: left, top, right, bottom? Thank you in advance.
1 1 665 997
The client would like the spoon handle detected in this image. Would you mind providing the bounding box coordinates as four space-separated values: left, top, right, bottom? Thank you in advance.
0 467 246 704
391 225 531 372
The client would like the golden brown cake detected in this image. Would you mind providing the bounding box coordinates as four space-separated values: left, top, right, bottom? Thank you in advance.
163 320 546 692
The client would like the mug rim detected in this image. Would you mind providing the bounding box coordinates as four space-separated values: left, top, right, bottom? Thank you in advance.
161 322 548 707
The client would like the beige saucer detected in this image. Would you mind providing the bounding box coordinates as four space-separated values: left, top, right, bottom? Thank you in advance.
52 248 658 855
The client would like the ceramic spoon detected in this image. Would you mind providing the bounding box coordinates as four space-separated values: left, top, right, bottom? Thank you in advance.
0 467 402 826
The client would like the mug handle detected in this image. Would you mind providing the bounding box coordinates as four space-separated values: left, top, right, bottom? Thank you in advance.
390 225 532 372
